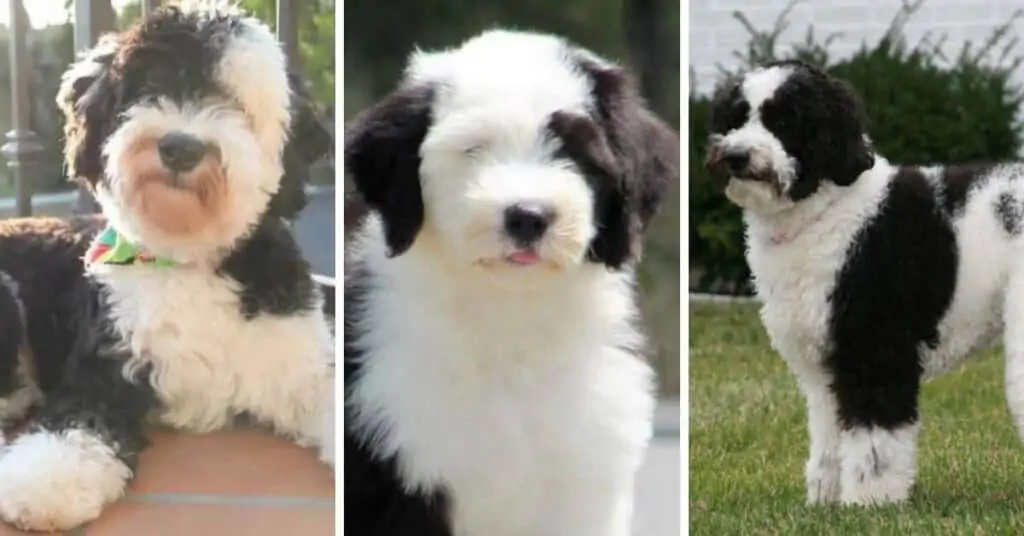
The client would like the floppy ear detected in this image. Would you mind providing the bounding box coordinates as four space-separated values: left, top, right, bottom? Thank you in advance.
825 76 874 186
55 35 121 189
789 68 873 189
269 73 335 221
344 84 433 257
575 56 678 269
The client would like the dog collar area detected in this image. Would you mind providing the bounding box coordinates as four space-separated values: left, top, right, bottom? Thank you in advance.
84 227 178 268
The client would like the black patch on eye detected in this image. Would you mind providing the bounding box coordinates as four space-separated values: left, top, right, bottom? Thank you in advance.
548 111 621 182
710 81 749 134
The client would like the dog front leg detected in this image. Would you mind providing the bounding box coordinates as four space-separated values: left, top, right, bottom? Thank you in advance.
0 358 155 532
1003 271 1024 446
798 376 842 504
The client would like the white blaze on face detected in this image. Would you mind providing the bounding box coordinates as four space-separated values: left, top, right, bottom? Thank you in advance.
95 11 293 265
408 30 601 271
719 65 800 213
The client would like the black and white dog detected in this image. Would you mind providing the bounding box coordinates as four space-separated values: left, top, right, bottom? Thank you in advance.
706 59 1024 505
344 29 678 535
0 5 333 531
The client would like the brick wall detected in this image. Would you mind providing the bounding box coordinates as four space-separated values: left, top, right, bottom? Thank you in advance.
689 0 1022 96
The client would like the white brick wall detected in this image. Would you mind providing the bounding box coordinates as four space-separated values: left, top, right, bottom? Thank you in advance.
689 0 1023 96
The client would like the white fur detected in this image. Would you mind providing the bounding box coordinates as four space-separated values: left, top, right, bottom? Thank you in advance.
88 263 334 460
744 154 1024 504
0 428 132 531
838 424 919 505
349 219 653 536
720 66 799 206
96 11 290 265
348 30 654 535
411 30 598 271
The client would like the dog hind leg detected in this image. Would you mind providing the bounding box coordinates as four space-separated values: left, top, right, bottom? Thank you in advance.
1002 267 1024 446
0 273 41 429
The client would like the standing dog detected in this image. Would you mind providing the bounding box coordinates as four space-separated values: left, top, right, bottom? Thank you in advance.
0 5 334 531
344 29 678 535
707 59 1024 505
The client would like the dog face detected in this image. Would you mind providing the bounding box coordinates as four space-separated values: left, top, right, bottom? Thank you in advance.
706 60 874 214
56 6 331 263
345 30 677 272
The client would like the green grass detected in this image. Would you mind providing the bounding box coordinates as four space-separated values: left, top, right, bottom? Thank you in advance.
690 300 1024 535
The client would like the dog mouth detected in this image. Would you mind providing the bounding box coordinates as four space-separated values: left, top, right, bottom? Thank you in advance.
505 249 542 266
705 144 780 192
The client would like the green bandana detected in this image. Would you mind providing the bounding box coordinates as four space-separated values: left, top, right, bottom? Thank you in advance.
84 226 177 268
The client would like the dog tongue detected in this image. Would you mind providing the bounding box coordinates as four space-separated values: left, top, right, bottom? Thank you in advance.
508 250 541 265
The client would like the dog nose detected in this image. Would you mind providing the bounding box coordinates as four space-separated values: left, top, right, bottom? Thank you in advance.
504 203 555 244
158 132 207 172
722 148 750 175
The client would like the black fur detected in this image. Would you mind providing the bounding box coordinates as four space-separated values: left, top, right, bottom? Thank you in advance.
825 168 958 430
57 6 331 221
940 163 998 216
709 60 874 199
0 7 335 531
344 84 434 257
217 216 318 319
571 54 677 267
996 191 1024 236
344 264 453 536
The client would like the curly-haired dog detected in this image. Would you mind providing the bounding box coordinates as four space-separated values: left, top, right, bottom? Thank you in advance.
0 5 334 531
344 29 678 535
706 59 1024 506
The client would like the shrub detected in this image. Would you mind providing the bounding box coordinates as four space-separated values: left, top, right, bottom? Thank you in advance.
690 0 1024 294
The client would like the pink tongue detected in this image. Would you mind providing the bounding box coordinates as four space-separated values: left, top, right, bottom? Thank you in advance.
508 251 540 264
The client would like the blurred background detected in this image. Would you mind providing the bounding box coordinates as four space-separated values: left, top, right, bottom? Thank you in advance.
344 0 682 400
689 0 1024 296
0 0 336 274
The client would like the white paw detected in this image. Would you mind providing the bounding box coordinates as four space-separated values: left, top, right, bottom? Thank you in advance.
805 457 841 504
0 428 131 532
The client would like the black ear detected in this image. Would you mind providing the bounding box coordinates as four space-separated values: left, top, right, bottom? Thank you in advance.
269 73 335 221
56 35 121 189
797 70 874 188
344 84 433 257
824 76 873 186
574 56 678 269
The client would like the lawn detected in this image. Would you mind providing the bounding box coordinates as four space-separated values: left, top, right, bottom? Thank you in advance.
690 300 1024 535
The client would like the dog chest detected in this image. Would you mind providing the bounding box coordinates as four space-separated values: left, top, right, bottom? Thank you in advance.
349 273 653 534
94 268 329 431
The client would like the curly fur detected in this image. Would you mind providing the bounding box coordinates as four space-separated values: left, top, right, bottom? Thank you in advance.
708 59 1024 506
0 5 334 532
344 29 677 535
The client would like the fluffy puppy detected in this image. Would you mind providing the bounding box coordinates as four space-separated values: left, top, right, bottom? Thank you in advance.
0 5 333 531
707 59 1024 506
344 29 678 535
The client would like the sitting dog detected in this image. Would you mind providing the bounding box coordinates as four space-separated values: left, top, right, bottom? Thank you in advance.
705 59 1024 505
344 29 678 535
0 5 334 531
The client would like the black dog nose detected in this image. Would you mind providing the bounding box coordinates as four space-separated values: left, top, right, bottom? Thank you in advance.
722 148 750 175
157 132 207 172
504 203 555 244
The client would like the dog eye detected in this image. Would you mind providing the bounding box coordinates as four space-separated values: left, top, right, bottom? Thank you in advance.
463 144 485 158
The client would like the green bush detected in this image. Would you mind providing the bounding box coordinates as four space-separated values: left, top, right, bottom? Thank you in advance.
690 0 1024 294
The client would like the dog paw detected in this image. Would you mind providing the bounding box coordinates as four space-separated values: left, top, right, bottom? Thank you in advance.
0 428 131 532
805 458 841 504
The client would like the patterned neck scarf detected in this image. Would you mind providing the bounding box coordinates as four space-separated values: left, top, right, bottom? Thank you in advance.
84 226 177 268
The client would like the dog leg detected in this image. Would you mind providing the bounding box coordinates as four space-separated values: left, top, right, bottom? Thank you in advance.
1003 269 1024 445
0 273 41 427
799 377 842 504
837 423 919 505
0 359 155 532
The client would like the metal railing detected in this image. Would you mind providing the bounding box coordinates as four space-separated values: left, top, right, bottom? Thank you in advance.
2 0 302 216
